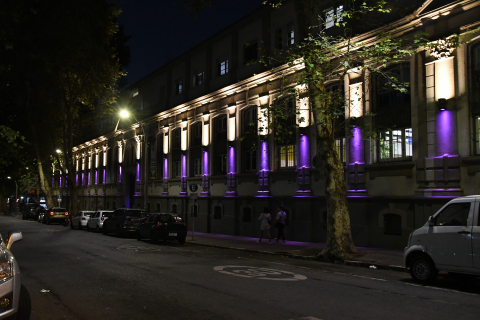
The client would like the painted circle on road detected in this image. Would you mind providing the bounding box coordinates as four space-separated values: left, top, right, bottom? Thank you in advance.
214 266 307 281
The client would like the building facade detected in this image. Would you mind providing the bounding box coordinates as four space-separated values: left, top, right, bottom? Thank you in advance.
53 0 480 249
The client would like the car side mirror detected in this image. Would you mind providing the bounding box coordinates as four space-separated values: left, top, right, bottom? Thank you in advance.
7 231 23 250
428 216 434 227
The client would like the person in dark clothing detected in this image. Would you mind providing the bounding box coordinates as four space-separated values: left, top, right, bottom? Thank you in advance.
275 205 287 243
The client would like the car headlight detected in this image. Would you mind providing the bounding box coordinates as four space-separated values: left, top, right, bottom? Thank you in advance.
0 260 13 282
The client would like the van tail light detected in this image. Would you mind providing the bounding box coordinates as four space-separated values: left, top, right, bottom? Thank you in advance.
65 212 69 216
50 212 54 216
101 217 104 221
82 217 86 220
156 222 162 228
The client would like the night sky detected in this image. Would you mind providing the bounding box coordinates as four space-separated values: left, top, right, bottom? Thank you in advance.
117 0 263 88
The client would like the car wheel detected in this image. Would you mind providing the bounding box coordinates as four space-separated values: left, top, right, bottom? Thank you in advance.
96 226 100 233
115 225 122 237
150 231 158 243
178 238 186 245
410 255 438 284
11 284 31 320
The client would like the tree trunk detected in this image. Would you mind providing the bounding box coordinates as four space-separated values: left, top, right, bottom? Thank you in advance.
308 63 357 261
37 159 54 208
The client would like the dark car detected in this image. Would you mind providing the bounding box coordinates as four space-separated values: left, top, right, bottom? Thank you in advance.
137 213 187 244
43 207 69 224
22 203 40 220
102 208 146 237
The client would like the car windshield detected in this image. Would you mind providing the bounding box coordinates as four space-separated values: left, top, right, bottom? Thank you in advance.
53 209 66 212
84 212 93 217
102 212 113 217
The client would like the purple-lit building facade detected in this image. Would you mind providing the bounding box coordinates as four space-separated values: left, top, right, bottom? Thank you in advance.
56 0 480 249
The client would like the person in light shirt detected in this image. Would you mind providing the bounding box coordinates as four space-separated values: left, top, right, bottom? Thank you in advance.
256 207 272 244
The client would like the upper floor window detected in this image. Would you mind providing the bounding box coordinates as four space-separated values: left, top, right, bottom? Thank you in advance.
216 116 227 134
192 123 202 147
325 6 343 29
194 72 204 86
176 81 183 94
219 60 229 75
131 90 139 98
376 63 411 111
193 158 202 176
173 161 181 178
335 138 346 164
378 128 412 162
244 149 257 172
275 29 283 50
288 24 294 46
244 42 258 64
172 129 181 149
216 154 227 175
242 107 258 134
279 145 296 169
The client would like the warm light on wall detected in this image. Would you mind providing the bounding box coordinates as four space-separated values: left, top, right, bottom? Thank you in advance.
135 136 141 160
118 145 123 164
88 154 92 169
259 95 269 106
95 153 99 168
163 132 169 154
298 98 309 128
76 159 79 172
349 83 363 118
181 128 187 151
202 123 210 146
228 117 236 141
103 151 107 166
82 157 85 170
435 57 455 101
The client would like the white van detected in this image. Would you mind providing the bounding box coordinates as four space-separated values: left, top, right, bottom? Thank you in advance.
404 196 480 284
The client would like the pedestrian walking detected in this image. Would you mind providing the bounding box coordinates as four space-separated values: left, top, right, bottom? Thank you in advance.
275 205 287 243
256 207 272 244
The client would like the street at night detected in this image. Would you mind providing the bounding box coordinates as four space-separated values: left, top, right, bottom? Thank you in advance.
2 215 479 320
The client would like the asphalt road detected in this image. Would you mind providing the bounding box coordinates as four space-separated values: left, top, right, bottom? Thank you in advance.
1 214 479 320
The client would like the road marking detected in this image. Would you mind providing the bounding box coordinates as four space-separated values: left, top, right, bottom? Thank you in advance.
402 282 480 296
116 245 162 252
289 317 322 320
214 265 307 281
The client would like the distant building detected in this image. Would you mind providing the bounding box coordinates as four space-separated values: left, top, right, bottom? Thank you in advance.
54 0 480 249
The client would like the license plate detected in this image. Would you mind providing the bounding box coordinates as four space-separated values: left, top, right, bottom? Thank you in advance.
169 233 177 236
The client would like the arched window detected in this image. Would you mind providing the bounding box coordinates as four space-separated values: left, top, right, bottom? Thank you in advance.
190 123 203 177
242 106 258 173
214 115 227 175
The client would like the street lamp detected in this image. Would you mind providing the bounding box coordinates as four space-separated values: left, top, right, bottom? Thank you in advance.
117 110 148 211
7 176 18 215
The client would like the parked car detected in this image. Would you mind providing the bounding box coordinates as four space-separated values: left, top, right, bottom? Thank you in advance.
37 207 46 223
404 196 480 284
22 203 39 220
71 211 94 230
43 207 69 225
0 231 31 319
86 210 113 233
102 208 146 237
137 213 187 244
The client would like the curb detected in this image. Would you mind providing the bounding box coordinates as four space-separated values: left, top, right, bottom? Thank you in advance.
186 241 407 272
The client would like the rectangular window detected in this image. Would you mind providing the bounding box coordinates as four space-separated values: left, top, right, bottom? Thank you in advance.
194 158 202 176
335 138 346 163
217 154 227 175
220 60 229 75
131 90 139 97
244 149 257 172
176 81 183 94
174 161 181 178
279 145 296 168
276 29 283 49
325 6 343 29
194 72 204 86
244 42 258 64
288 25 294 46
379 128 412 161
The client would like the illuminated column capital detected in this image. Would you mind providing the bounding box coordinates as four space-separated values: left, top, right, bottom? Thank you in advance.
349 82 363 118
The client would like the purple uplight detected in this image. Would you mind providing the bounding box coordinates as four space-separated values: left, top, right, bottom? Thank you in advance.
95 170 98 185
260 141 268 171
103 169 106 184
228 147 235 173
136 163 140 181
82 173 84 185
350 126 364 164
203 151 209 175
119 166 122 182
163 158 168 179
436 110 457 156
88 172 91 185
298 134 310 168
182 155 187 177
59 177 62 188
76 174 78 186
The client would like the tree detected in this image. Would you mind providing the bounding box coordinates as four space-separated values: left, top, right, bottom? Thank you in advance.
1 0 130 213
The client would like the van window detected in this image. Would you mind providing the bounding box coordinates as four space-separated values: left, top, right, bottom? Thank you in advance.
435 202 470 226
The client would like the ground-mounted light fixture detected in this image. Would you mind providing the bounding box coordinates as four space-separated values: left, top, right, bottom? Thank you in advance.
436 98 447 111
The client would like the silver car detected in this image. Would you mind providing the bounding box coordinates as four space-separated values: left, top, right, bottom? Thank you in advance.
86 210 113 233
71 211 95 230
0 231 31 319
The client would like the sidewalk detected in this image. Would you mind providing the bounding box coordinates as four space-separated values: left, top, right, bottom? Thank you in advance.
186 231 407 272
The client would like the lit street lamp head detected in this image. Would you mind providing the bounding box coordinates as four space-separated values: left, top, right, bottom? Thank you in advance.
119 110 130 118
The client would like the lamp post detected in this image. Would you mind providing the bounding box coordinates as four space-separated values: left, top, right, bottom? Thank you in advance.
7 177 18 215
117 110 148 211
